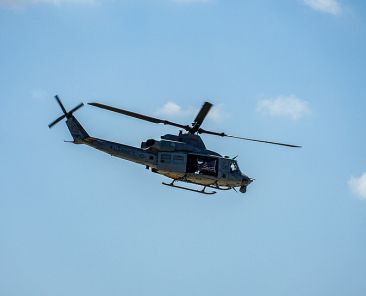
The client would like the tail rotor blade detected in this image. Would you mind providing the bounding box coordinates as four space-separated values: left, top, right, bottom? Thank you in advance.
48 114 66 128
49 96 84 128
68 103 84 116
55 95 67 114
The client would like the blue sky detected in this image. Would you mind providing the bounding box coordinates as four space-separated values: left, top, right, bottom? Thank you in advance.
1 0 366 295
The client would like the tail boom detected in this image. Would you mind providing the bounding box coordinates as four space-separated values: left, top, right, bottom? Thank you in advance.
83 137 157 166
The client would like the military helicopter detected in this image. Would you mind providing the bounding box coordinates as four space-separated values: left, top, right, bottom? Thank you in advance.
48 96 300 195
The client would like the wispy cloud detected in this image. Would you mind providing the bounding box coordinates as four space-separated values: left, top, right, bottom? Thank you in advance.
348 173 366 200
172 0 211 3
257 95 310 120
156 101 225 122
0 0 212 8
31 89 49 101
303 0 341 15
0 0 96 8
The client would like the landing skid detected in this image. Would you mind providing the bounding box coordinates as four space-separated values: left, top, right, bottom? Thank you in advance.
162 180 217 195
207 184 233 191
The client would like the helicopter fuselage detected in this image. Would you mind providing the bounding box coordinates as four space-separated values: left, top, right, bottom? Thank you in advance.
81 131 252 191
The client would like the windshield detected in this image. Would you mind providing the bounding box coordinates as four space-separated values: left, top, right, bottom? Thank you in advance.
230 161 239 172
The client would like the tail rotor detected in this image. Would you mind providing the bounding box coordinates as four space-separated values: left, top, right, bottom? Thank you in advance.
48 95 84 128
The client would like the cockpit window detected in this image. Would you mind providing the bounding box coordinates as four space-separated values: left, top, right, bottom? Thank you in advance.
230 161 238 172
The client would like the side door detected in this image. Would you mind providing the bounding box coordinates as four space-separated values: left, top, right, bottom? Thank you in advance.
186 154 219 177
218 158 231 179
157 152 187 173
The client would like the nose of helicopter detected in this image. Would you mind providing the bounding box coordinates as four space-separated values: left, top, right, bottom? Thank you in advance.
239 176 253 193
241 175 253 186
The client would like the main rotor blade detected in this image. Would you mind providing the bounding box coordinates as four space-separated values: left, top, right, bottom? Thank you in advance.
191 102 213 133
55 95 67 115
48 114 66 128
88 102 190 130
199 128 301 148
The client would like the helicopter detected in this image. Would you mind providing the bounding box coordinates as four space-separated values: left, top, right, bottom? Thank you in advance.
48 96 300 195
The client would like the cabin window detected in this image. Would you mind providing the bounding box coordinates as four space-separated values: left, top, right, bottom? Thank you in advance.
161 154 171 163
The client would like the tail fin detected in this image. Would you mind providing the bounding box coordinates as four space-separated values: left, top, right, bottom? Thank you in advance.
66 116 89 143
49 95 89 143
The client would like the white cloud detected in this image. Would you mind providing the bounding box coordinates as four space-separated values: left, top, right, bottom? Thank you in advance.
303 0 341 15
157 101 224 122
257 95 310 120
348 173 366 200
207 104 225 122
157 101 193 117
0 0 96 8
